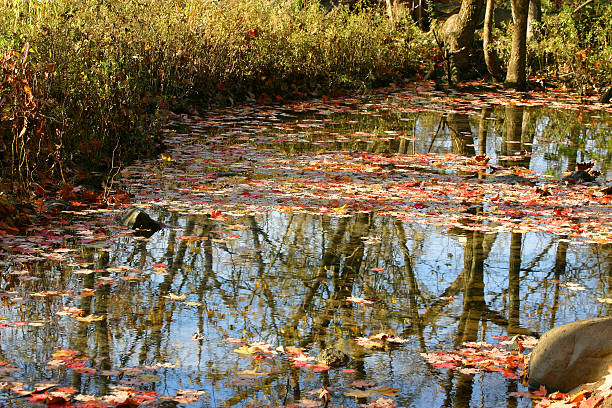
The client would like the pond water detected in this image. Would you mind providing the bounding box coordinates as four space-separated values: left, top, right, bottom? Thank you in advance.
0 83 611 407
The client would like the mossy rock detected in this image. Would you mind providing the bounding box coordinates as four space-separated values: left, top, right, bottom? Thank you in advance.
319 348 350 368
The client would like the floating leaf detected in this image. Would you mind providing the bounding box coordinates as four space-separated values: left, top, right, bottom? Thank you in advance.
344 386 400 398
236 369 269 376
163 293 187 300
74 314 104 322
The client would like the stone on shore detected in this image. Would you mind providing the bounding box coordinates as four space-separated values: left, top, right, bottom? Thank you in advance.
528 317 612 393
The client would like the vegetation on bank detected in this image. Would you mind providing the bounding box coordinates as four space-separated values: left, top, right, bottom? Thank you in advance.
499 0 612 93
0 0 610 207
0 0 428 201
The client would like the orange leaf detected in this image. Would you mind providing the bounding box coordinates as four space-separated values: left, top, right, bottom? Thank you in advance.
569 390 589 403
532 385 547 397
579 394 604 408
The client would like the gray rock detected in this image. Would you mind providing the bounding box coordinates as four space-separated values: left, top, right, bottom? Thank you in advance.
120 207 161 236
528 317 612 392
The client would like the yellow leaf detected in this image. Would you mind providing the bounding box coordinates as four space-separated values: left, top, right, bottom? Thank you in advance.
52 350 79 359
164 293 187 300
74 314 104 322
237 369 269 376
161 152 175 162
234 345 260 354
81 288 95 297
344 389 373 398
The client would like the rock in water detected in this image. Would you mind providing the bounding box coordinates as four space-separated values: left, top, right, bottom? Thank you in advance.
528 317 612 392
44 200 72 212
120 207 161 236
562 170 599 184
318 348 350 368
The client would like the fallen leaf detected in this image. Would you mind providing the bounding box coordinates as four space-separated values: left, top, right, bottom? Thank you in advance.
74 314 105 322
236 369 269 376
344 386 400 398
163 293 187 300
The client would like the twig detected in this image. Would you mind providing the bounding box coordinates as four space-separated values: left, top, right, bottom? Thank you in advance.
103 139 122 201
431 28 453 87
573 0 595 14
428 116 446 153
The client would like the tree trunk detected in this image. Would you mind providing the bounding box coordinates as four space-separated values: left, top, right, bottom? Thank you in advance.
527 0 542 39
505 0 529 90
411 0 429 31
501 104 523 167
508 232 522 334
483 0 504 80
448 113 475 156
440 0 485 80
386 0 396 28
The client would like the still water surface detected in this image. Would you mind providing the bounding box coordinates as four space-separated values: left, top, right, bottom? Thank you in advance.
0 85 611 407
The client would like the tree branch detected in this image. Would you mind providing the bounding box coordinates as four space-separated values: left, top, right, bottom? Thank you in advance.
573 0 595 14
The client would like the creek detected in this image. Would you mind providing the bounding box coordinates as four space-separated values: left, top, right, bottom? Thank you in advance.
0 83 611 407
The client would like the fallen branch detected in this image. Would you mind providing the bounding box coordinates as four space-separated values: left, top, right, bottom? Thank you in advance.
573 0 595 14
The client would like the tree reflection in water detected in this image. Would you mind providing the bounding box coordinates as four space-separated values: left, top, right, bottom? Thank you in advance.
0 208 609 407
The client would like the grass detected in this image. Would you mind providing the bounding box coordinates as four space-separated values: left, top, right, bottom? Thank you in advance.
0 0 431 198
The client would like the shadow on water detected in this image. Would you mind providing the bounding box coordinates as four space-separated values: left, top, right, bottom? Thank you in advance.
0 88 611 407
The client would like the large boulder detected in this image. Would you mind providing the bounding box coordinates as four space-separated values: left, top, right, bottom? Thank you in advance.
120 207 161 236
528 317 612 392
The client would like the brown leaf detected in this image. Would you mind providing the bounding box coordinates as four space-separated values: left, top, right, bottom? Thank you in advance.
350 380 378 389
344 386 400 398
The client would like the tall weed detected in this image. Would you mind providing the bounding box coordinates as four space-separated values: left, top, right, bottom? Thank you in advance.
0 0 429 196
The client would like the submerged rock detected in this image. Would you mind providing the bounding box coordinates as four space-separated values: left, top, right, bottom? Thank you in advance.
120 207 161 236
489 174 535 186
44 200 72 212
319 348 350 368
528 317 612 392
